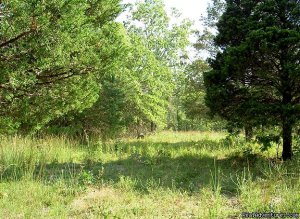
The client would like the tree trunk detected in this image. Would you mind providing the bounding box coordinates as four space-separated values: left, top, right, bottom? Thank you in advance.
245 125 253 142
282 119 292 161
150 121 156 132
281 77 293 160
136 119 141 137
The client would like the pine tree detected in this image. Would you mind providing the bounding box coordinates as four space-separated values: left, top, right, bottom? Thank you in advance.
204 0 300 160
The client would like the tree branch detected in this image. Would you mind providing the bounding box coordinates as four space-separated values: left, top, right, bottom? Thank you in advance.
0 17 37 48
0 30 33 48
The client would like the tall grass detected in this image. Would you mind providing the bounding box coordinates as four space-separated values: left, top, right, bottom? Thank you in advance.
0 135 85 181
0 131 299 218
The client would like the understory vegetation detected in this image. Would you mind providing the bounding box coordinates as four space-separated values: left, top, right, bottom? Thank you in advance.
1 132 299 218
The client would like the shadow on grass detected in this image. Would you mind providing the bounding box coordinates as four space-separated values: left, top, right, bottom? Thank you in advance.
117 139 232 152
1 138 293 196
97 153 268 195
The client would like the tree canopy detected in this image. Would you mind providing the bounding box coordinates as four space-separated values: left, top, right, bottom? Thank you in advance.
41 0 193 138
204 0 300 160
0 0 122 133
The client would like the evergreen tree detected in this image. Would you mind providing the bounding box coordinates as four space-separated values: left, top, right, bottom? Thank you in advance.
204 0 300 160
0 0 122 133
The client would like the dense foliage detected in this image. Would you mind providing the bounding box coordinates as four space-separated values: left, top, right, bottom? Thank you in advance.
0 0 122 133
0 0 195 137
204 0 300 160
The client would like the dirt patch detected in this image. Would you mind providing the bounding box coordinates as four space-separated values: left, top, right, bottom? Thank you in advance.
70 187 117 213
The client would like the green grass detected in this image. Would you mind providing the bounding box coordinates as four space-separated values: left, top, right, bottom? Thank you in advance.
0 132 300 218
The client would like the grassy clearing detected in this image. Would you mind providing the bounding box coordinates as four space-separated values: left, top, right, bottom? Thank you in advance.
0 132 300 218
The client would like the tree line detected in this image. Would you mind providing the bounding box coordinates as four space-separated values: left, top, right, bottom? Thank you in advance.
0 0 214 138
0 0 299 160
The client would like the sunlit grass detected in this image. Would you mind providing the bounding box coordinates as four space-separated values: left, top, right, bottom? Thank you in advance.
0 131 299 218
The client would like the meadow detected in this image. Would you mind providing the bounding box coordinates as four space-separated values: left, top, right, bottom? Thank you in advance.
0 131 299 218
